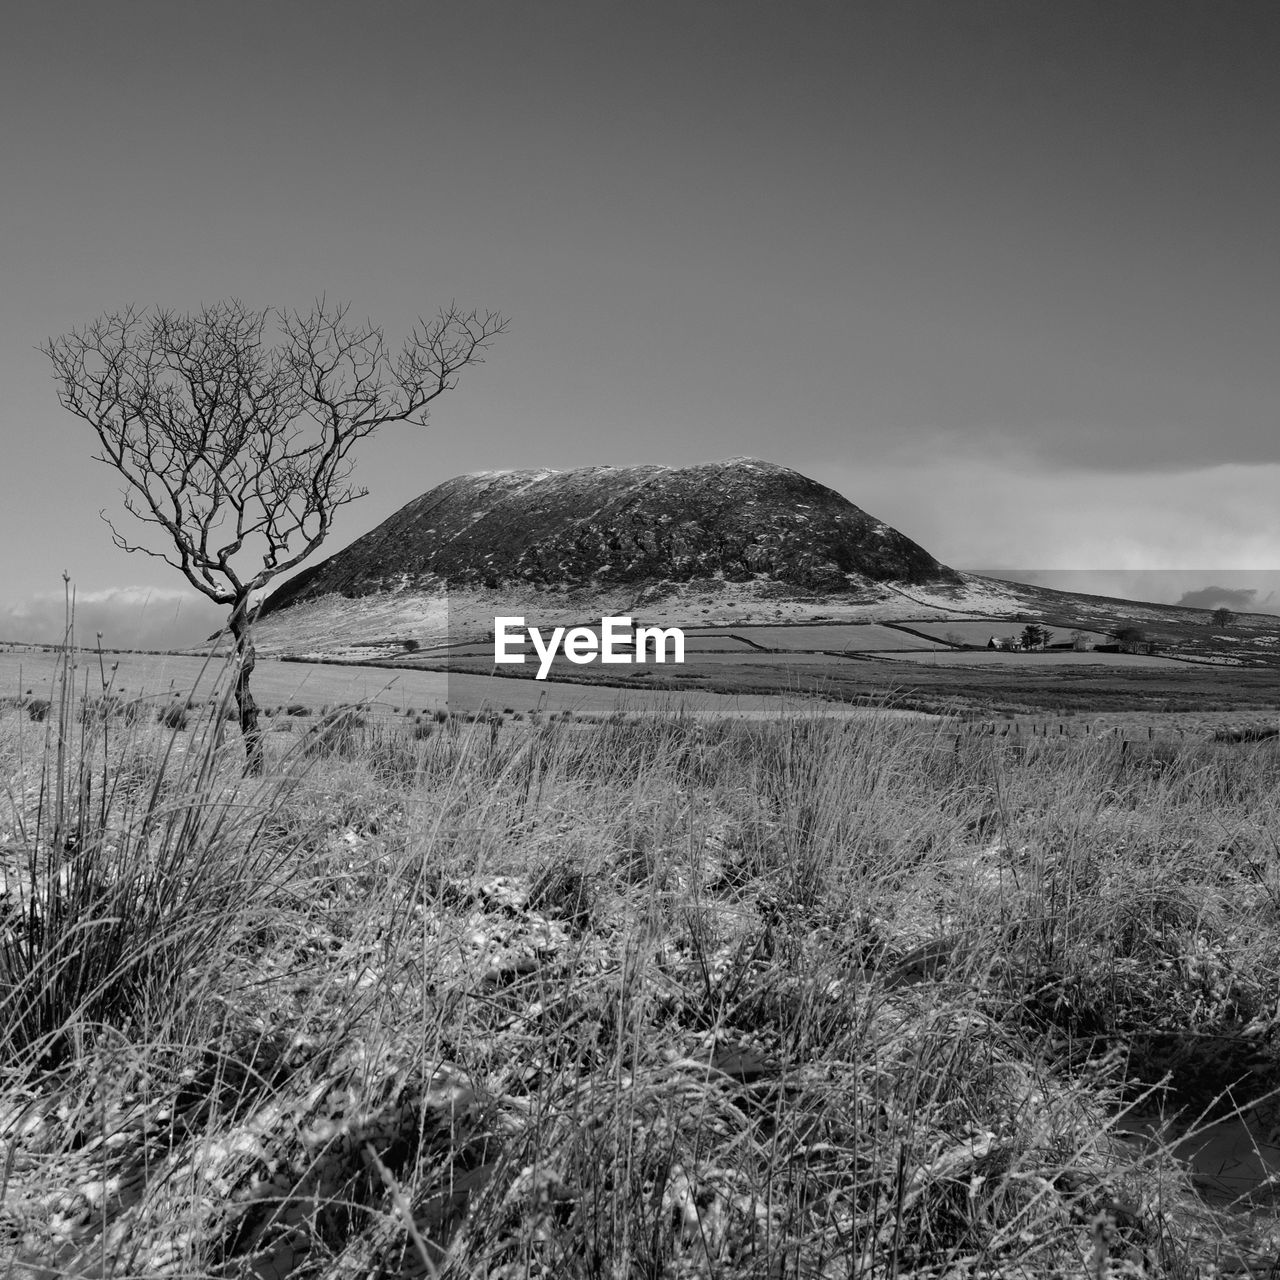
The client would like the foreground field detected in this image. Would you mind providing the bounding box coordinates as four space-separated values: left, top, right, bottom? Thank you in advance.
4 647 1280 1277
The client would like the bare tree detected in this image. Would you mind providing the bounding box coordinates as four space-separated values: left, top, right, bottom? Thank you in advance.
43 299 507 773
1211 607 1236 629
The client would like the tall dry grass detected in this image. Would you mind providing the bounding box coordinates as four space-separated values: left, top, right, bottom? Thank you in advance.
3 635 1280 1276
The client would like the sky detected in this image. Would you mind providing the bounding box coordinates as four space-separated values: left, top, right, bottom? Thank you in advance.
3 0 1279 646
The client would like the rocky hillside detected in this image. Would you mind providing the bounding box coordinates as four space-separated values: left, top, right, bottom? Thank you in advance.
258 458 958 619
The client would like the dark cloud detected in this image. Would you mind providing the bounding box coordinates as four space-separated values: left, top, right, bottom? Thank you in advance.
1175 586 1259 612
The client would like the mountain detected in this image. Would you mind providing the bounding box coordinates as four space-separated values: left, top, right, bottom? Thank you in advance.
241 459 1280 671
258 458 959 622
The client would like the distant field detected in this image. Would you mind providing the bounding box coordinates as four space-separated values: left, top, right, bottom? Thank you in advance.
412 652 862 682
431 633 763 658
0 651 436 715
397 626 943 662
8 634 1280 724
724 624 949 651
0 651 913 722
440 673 906 718
434 651 872 676
672 651 859 666
644 634 761 653
867 649 1194 669
898 620 1114 646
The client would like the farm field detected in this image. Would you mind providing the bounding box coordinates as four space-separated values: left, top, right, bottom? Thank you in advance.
419 625 947 656
898 619 1115 645
703 623 949 651
435 674 913 720
428 633 764 657
0 650 426 716
667 650 862 666
422 652 863 680
9 628 1280 726
870 648 1194 669
391 647 1280 718
0 650 911 723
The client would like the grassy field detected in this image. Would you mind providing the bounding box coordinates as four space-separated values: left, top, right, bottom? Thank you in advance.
319 610 1280 721
714 623 950 651
4 642 1280 1277
873 649 1193 669
423 635 766 658
0 649 426 715
897 620 1116 646
431 648 1280 720
0 649 923 726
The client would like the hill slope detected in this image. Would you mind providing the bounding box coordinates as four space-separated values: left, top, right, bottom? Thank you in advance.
257 458 959 618
239 455 1280 677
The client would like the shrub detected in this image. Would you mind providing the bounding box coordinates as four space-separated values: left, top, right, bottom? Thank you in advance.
301 705 367 759
158 703 189 730
366 725 429 784
79 695 124 723
26 698 51 722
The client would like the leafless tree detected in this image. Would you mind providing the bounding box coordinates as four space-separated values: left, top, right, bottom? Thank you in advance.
43 299 507 773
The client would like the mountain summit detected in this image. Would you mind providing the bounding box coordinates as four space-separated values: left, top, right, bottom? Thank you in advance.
258 458 958 620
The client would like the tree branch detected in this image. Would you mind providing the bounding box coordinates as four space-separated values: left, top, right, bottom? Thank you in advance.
42 297 507 612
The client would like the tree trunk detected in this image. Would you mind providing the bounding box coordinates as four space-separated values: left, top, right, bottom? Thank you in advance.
229 600 264 775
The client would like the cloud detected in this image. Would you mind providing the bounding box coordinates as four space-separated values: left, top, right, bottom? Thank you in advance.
816 459 1280 573
1175 586 1259 612
0 587 227 650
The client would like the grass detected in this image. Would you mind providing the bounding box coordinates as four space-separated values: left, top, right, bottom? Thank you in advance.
3 633 1280 1276
434 651 1280 720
